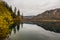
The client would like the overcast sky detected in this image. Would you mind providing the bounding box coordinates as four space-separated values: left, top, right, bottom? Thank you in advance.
3 0 60 16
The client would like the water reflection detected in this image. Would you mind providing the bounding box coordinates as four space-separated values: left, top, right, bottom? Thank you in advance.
9 23 16 34
8 22 60 40
17 23 20 31
21 22 23 28
10 23 60 40
9 22 23 34
34 22 60 33
9 22 60 34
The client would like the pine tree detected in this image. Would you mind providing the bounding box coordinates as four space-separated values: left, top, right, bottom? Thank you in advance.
14 7 16 14
9 6 13 13
17 10 20 16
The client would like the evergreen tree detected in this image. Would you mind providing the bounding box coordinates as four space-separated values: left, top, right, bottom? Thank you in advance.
2 1 13 13
9 6 13 13
2 1 9 9
14 7 16 14
17 10 20 16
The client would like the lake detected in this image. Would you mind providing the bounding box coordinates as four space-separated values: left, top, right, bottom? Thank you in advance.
9 23 60 40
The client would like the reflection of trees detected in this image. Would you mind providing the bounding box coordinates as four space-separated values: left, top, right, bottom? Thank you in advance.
17 23 20 31
9 23 16 33
21 13 23 28
9 23 22 34
21 23 23 28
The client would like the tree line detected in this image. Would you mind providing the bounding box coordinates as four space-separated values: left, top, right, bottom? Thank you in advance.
2 1 21 19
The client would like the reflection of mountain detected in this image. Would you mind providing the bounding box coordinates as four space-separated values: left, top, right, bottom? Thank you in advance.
35 22 60 33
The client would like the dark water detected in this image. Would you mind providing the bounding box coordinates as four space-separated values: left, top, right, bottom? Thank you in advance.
9 23 60 40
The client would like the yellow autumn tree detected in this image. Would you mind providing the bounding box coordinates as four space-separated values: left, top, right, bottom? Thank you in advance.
0 1 14 40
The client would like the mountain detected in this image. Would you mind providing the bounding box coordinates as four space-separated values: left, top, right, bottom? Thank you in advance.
31 8 60 21
22 16 34 22
23 16 34 19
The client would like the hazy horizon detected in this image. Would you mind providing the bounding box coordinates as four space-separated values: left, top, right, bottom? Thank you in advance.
3 0 60 16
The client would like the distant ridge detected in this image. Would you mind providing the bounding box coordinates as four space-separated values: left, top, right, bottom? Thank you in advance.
31 8 60 21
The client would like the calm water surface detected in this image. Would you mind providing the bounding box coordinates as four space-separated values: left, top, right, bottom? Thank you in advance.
9 23 60 40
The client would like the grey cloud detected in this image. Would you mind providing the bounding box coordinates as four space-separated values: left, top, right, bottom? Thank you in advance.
3 0 60 16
